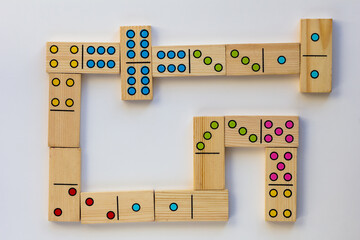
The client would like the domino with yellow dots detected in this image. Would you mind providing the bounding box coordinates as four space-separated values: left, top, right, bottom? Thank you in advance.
265 148 297 222
48 73 81 147
46 42 120 74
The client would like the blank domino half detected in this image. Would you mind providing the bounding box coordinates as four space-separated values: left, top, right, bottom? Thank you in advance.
224 116 299 147
48 73 81 147
120 26 153 100
300 19 332 92
152 45 226 77
226 43 300 75
193 116 225 190
46 42 120 74
49 148 81 222
154 190 228 221
81 191 154 224
265 148 297 222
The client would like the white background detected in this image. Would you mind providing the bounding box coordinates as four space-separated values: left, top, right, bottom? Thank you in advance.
1 0 359 239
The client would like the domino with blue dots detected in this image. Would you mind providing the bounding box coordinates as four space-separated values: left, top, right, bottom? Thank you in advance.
300 19 332 93
152 45 226 77
81 191 154 223
226 43 300 76
46 42 120 74
120 26 153 100
154 190 228 221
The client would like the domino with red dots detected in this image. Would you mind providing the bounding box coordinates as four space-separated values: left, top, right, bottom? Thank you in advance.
48 73 81 147
120 26 153 100
300 19 332 92
193 116 225 190
46 42 120 74
226 43 300 76
265 148 297 222
224 116 299 147
80 191 154 224
49 148 81 222
152 45 226 77
154 190 228 222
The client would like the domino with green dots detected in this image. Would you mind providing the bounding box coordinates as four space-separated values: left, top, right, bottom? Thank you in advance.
224 116 299 147
46 42 120 74
226 43 300 76
193 116 225 190
152 45 226 77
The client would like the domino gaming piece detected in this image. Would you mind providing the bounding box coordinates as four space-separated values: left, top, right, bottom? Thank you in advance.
152 45 226 77
193 116 225 190
49 148 81 222
120 26 153 100
48 74 81 147
81 191 154 224
300 19 332 92
265 148 297 222
226 43 300 75
154 190 228 221
46 42 120 74
224 116 299 147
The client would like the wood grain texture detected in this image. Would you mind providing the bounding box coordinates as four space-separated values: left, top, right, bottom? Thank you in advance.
49 148 81 222
152 45 226 77
265 148 297 222
224 116 299 147
46 42 120 74
226 43 300 75
154 190 228 222
300 19 332 92
120 26 153 100
48 74 81 147
81 191 154 224
193 116 225 190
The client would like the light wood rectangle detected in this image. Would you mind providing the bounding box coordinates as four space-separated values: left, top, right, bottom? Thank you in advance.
120 26 153 100
49 148 81 222
193 116 225 190
48 74 81 147
226 43 300 75
154 190 228 222
300 19 332 92
81 191 154 224
152 45 226 77
224 116 299 147
265 148 297 222
46 42 120 74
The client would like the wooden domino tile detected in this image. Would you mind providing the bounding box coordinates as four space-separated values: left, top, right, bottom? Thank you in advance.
152 45 226 77
46 42 120 74
120 26 153 100
226 43 300 76
48 73 81 147
49 148 81 222
300 19 332 93
154 190 228 222
224 116 299 147
265 148 297 222
81 191 154 224
193 116 225 190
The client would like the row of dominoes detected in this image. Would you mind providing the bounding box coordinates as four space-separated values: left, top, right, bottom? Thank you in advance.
48 115 298 223
49 148 228 223
46 19 333 101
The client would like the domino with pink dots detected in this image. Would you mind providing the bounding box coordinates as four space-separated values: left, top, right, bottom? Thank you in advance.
265 148 297 222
